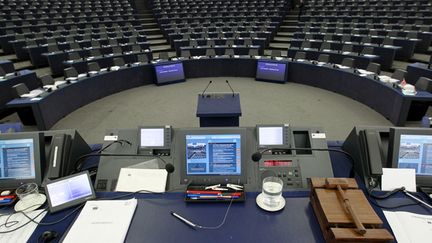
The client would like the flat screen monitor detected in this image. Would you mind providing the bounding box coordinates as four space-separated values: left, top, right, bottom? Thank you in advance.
186 134 241 175
179 128 247 184
140 128 165 147
154 61 185 85
258 126 284 146
0 133 43 188
45 171 95 213
255 60 287 83
389 128 432 187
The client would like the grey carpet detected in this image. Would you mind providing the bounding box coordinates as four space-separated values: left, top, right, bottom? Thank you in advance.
50 77 393 144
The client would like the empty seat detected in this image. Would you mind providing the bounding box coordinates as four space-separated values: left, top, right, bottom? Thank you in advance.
244 39 253 47
207 40 215 47
249 49 259 56
112 46 123 54
361 46 374 55
415 77 432 93
206 49 216 57
189 40 198 47
294 51 307 60
40 75 55 86
320 42 331 51
271 50 281 59
68 52 81 61
113 57 125 66
300 41 311 49
131 45 141 53
361 36 371 44
391 69 407 81
87 62 101 72
0 67 6 76
226 39 234 47
318 54 330 63
341 58 355 68
89 49 101 57
382 38 394 46
225 49 235 56
137 54 149 63
12 83 30 98
181 50 191 58
69 42 81 50
341 44 353 53
158 52 170 60
366 63 381 74
47 44 60 53
64 67 78 78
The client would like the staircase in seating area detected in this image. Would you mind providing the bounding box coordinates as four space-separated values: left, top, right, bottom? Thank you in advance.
133 0 173 58
265 8 300 56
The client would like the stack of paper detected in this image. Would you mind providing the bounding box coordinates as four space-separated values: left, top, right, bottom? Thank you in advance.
383 211 432 243
62 199 137 243
0 210 47 242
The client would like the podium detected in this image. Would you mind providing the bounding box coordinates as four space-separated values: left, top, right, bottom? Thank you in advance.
196 93 242 127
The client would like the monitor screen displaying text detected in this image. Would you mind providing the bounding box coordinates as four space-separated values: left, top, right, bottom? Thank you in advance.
398 134 432 176
186 134 241 175
0 139 35 180
155 62 185 84
256 61 287 82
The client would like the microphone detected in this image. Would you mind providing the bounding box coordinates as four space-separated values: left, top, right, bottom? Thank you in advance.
251 152 263 162
201 80 212 97
225 80 235 97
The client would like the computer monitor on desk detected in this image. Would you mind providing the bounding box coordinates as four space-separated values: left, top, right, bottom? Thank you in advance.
0 133 44 189
178 127 247 185
388 127 432 189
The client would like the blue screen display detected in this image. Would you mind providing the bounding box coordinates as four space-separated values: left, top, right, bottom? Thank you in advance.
155 62 185 84
47 173 93 207
256 61 287 82
0 139 35 180
398 134 432 176
186 134 241 175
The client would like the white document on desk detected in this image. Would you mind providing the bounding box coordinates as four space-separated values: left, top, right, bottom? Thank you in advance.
0 209 47 243
62 199 137 243
381 168 417 192
383 211 432 243
115 168 167 193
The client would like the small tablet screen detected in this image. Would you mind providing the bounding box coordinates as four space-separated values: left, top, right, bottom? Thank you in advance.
45 171 95 212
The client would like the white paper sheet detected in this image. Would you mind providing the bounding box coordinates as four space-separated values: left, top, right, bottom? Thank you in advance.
115 168 167 193
383 211 432 243
381 168 416 192
62 199 137 243
0 210 47 243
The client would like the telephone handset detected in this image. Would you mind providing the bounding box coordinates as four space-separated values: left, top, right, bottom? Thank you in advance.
45 134 72 180
359 129 390 189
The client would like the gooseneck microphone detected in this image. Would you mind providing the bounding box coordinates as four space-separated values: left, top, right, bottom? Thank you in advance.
225 80 235 97
251 148 355 163
201 80 213 97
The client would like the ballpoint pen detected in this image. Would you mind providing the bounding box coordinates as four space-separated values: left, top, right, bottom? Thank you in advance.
171 211 197 230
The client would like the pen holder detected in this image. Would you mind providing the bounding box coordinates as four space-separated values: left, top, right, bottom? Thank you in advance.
185 184 245 203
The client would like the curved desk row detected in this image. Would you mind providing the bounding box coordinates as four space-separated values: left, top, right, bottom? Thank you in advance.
406 62 432 84
0 59 14 73
7 57 432 130
289 40 399 70
0 70 38 115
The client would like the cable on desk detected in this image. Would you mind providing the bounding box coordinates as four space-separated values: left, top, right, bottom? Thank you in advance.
367 186 421 209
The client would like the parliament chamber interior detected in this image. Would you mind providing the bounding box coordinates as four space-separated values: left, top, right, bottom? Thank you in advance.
0 0 432 242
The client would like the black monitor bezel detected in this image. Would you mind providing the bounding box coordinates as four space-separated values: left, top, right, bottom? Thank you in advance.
0 132 44 189
389 127 432 187
154 61 185 85
178 127 247 184
255 60 288 83
45 171 95 213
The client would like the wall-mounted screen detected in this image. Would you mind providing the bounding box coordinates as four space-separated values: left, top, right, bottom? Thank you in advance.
154 62 185 85
186 134 241 175
255 61 287 83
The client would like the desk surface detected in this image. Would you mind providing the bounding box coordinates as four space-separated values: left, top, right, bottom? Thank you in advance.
27 142 432 243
